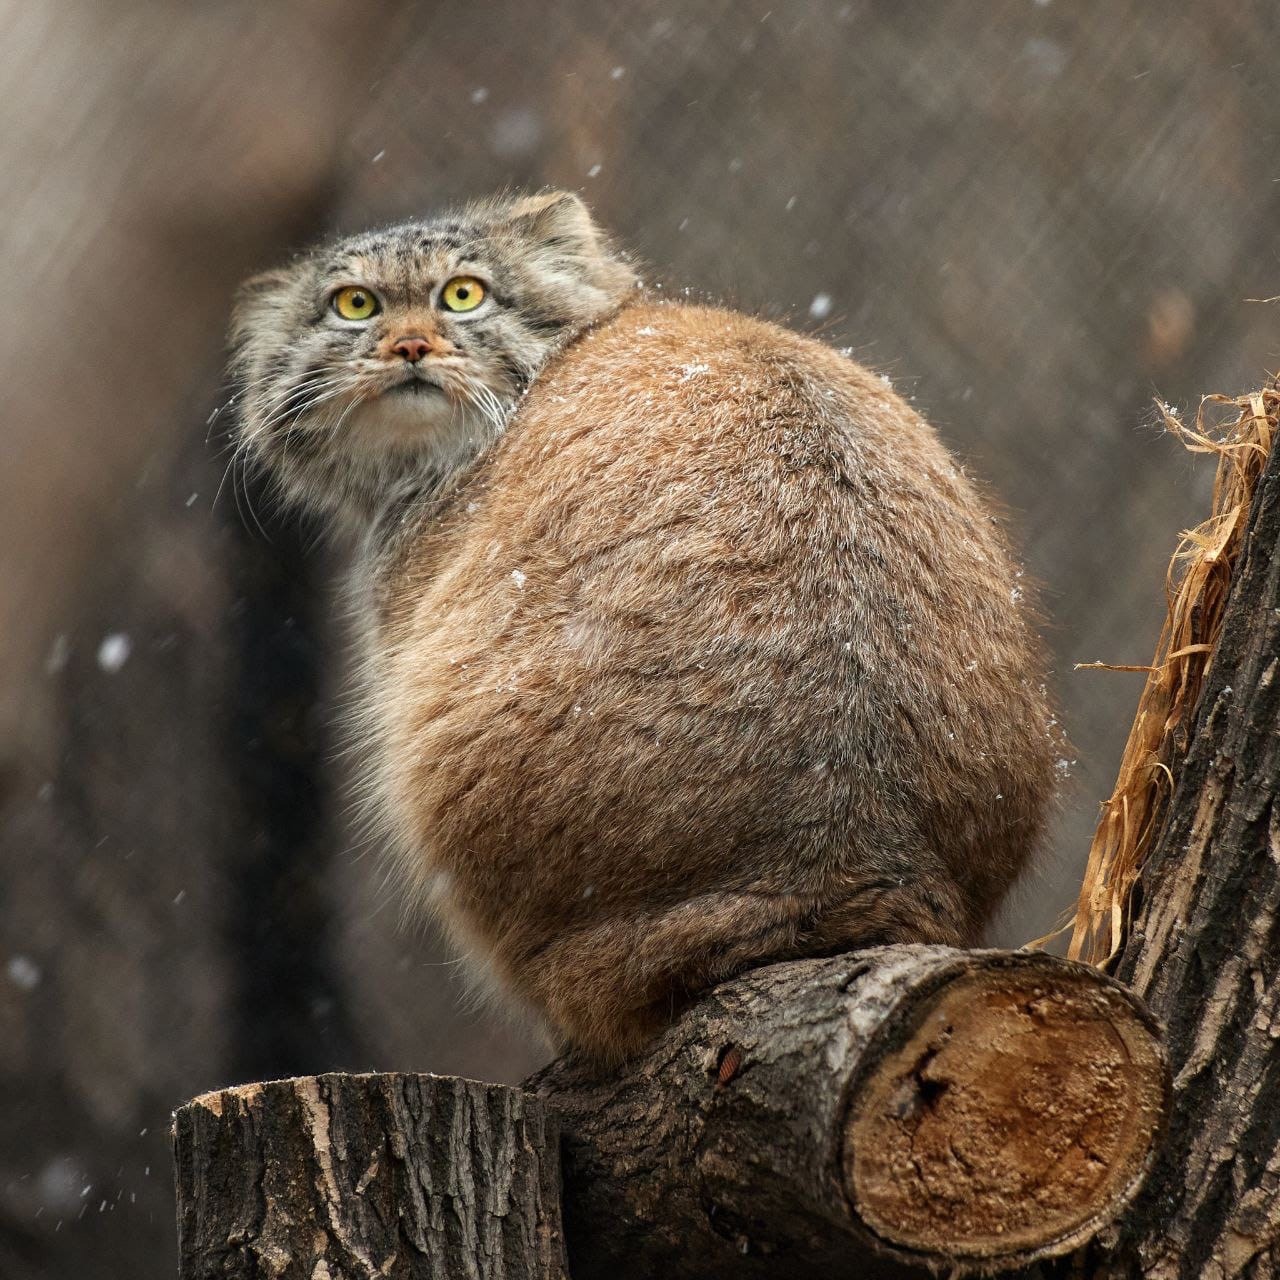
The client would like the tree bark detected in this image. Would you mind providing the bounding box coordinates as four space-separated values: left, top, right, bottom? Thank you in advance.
529 946 1167 1279
1052 420 1280 1276
172 1073 568 1280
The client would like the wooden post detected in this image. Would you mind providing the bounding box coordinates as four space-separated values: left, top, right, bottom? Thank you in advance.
172 1073 568 1280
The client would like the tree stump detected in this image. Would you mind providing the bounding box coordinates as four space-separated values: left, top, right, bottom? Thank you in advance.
172 1073 568 1280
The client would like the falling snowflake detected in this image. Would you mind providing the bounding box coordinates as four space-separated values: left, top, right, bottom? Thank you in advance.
96 633 131 673
6 955 41 991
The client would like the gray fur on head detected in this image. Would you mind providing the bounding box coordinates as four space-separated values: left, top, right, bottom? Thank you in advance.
228 191 637 528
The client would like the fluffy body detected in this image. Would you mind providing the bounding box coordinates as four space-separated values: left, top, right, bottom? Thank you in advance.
231 195 1057 1061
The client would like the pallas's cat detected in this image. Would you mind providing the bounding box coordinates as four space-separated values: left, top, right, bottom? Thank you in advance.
230 191 1056 1061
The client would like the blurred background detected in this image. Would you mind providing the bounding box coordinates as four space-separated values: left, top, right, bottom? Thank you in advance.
2 0 1278 1275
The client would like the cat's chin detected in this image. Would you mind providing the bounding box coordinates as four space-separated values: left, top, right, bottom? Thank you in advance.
346 383 465 446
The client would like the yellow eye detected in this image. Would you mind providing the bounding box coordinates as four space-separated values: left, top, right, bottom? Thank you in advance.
440 276 486 313
332 286 379 320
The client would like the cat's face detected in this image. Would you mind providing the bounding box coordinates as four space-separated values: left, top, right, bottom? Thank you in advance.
229 191 636 526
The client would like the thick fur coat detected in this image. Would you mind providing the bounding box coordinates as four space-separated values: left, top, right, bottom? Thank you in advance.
232 194 1056 1060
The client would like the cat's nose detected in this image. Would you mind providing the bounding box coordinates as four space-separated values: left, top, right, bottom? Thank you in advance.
391 335 433 363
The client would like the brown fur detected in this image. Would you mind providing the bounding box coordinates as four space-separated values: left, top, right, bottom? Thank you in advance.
359 300 1057 1061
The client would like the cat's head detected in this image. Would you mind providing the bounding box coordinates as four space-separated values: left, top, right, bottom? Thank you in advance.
228 191 636 527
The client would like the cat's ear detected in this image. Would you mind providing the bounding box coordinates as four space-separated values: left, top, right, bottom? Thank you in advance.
229 267 296 353
504 190 637 302
237 267 295 299
505 190 602 254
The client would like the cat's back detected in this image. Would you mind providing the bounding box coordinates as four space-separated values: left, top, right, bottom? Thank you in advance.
388 299 985 604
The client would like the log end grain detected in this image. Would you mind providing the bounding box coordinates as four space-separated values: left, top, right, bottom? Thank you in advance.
845 954 1169 1267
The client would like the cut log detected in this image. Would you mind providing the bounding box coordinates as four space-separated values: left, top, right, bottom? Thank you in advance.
172 1072 568 1280
170 951 1165 1279
529 945 1169 1279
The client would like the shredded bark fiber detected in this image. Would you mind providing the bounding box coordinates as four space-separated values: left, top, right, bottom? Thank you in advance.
1056 388 1276 965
